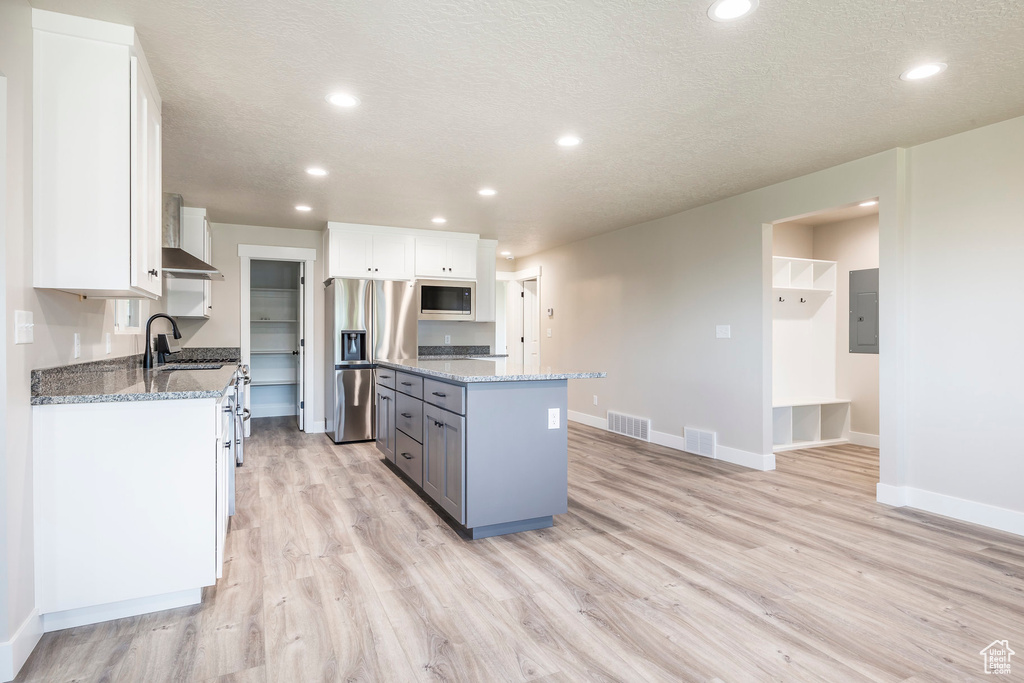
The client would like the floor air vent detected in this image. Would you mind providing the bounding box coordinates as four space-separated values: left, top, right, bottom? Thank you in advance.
606 411 651 442
684 427 716 458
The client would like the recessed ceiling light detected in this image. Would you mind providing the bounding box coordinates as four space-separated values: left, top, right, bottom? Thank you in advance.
557 135 581 147
708 0 758 22
432 217 447 224
500 251 511 256
306 167 328 176
859 200 878 207
900 62 947 81
295 205 312 212
478 188 497 197
326 92 360 107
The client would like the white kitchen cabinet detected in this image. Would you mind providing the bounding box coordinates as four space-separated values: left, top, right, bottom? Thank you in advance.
325 224 415 280
165 208 213 318
33 385 236 628
415 237 478 280
475 239 498 322
32 10 163 299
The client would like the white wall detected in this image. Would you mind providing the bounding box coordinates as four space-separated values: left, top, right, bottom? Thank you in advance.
902 116 1024 515
516 150 902 464
812 215 880 437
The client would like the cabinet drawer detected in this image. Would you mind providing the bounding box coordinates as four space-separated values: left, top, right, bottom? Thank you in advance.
396 371 423 399
395 430 423 486
396 392 423 443
423 378 466 415
376 367 397 389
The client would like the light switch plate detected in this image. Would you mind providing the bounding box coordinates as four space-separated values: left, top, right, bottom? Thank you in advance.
546 328 552 338
548 408 560 429
14 310 34 344
593 395 598 406
106 332 112 354
444 335 451 345
716 325 731 339
73 332 81 358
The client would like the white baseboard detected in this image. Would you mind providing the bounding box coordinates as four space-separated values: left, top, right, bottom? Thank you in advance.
876 484 1024 537
567 411 774 471
41 588 202 633
850 431 880 448
0 610 42 683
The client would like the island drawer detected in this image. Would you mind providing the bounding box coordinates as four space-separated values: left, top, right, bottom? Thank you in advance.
376 367 397 389
395 430 423 486
396 372 423 399
423 378 466 415
396 392 423 443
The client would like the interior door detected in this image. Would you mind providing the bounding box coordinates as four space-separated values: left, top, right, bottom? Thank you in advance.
506 281 524 365
296 263 305 430
523 278 540 373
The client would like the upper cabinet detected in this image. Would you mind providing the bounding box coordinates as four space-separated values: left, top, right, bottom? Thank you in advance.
33 10 163 299
415 237 478 280
325 224 415 280
474 240 498 322
165 208 213 318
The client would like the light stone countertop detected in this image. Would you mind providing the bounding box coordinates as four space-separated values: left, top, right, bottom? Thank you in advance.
376 357 606 383
31 351 240 405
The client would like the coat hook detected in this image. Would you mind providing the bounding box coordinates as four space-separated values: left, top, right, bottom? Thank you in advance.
778 296 785 303
800 297 807 303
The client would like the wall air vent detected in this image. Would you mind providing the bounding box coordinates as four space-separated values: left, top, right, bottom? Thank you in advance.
684 427 717 458
606 411 651 442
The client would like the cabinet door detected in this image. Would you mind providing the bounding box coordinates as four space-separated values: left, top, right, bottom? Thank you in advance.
166 209 209 318
372 234 415 280
215 395 232 579
440 412 466 523
375 386 396 462
415 238 449 278
446 240 478 280
330 230 372 278
475 240 497 322
130 56 162 297
204 217 213 314
422 405 445 503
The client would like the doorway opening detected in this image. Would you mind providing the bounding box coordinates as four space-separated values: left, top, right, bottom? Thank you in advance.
498 267 542 372
239 245 317 434
770 201 880 460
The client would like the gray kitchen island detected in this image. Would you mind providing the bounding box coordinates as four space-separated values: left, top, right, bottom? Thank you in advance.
374 357 605 539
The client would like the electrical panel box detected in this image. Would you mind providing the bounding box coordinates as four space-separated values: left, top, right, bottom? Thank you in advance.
849 268 879 354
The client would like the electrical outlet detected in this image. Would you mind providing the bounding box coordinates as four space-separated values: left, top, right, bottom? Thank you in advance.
546 328 552 338
444 334 451 345
548 408 560 430
106 332 112 354
593 395 598 406
716 324 731 339
73 332 81 358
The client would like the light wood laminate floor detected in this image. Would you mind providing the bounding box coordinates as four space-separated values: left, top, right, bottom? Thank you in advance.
17 418 1024 682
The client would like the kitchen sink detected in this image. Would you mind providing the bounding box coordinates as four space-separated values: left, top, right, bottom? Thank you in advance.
155 363 224 371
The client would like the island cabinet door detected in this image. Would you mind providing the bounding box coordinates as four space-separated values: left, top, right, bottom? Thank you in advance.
422 406 445 503
375 385 396 462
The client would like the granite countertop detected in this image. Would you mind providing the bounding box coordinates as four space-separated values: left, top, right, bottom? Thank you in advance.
377 357 606 383
32 348 240 405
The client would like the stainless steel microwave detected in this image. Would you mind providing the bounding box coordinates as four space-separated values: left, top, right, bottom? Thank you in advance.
417 280 475 321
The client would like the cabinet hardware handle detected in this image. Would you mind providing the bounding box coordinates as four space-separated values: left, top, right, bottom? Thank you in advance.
224 441 231 449
380 374 391 378
401 381 412 386
375 268 379 272
401 412 412 418
148 269 159 276
401 452 413 460
367 268 371 272
432 391 447 397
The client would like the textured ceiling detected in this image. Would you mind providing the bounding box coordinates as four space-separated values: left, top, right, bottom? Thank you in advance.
29 0 1024 257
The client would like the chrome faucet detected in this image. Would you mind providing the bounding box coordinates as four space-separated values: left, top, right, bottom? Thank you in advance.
142 313 182 369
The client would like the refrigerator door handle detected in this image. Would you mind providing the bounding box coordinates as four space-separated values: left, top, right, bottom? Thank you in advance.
366 280 375 364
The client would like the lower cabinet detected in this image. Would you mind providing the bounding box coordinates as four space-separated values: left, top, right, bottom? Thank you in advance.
423 402 466 524
375 385 396 462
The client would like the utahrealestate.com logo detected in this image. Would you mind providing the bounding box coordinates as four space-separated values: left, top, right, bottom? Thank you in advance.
980 640 1014 675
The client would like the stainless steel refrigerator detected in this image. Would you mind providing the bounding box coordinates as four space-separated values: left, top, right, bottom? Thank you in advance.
325 279 417 443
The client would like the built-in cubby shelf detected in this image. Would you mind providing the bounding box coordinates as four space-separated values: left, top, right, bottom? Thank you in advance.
772 255 849 452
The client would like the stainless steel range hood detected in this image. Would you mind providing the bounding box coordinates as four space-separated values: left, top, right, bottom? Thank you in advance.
162 193 224 280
